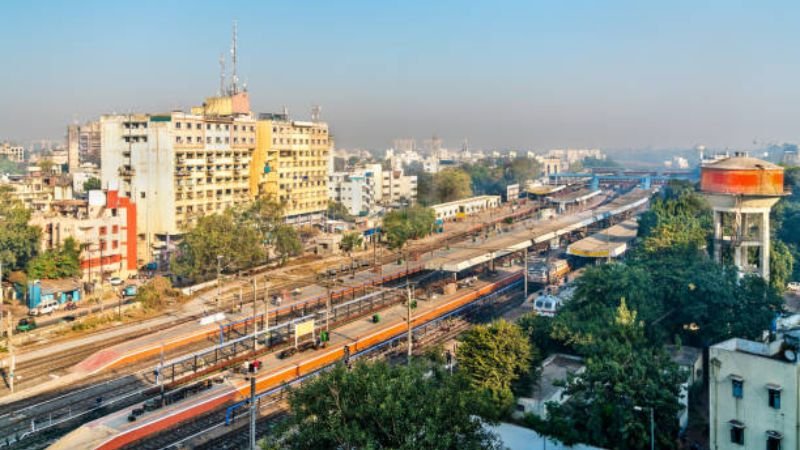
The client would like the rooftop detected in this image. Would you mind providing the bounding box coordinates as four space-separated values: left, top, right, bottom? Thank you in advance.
530 353 585 401
704 156 782 171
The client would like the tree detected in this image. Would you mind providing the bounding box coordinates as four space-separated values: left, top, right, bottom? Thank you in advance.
457 320 533 410
172 210 265 281
339 232 363 255
273 225 302 265
38 159 56 173
638 187 711 254
0 157 23 175
274 361 501 450
433 168 473 203
382 206 436 250
83 177 101 191
505 158 541 186
237 197 286 251
26 237 81 279
543 303 685 449
771 239 794 291
0 185 41 272
326 201 353 222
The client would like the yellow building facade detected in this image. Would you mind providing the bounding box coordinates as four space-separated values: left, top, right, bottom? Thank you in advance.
251 113 331 221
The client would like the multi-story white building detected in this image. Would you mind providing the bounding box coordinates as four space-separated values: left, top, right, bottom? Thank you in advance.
3 169 73 212
329 163 417 216
0 142 25 162
710 335 798 450
100 93 256 264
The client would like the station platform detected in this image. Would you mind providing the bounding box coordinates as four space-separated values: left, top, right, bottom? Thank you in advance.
567 218 639 258
425 189 651 272
51 269 523 450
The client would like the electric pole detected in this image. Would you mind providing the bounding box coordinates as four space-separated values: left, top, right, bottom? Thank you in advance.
7 313 14 394
249 375 256 450
406 284 413 360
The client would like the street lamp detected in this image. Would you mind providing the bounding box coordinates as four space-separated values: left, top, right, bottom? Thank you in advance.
633 405 655 450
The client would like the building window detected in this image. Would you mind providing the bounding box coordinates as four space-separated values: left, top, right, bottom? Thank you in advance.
175 122 181 129
768 386 781 409
731 377 744 398
729 421 744 445
767 431 783 450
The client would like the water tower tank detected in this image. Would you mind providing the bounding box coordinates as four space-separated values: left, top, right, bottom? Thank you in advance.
700 156 784 196
700 155 785 280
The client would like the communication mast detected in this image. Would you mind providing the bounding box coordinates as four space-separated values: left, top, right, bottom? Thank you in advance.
311 105 322 122
218 53 226 96
230 20 239 95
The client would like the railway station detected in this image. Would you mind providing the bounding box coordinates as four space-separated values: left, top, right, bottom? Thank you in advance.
4 187 655 450
566 218 639 260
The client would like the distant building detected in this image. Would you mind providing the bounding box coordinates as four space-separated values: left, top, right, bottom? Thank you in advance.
67 120 101 172
0 142 25 163
329 163 416 216
29 190 137 282
2 169 73 212
393 138 416 153
547 148 605 164
710 335 798 450
431 195 500 222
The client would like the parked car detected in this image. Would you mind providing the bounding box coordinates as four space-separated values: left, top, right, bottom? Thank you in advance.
788 282 800 292
29 299 59 316
122 285 138 297
109 277 124 286
16 318 36 332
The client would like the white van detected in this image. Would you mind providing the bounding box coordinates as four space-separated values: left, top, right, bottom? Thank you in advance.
30 299 59 316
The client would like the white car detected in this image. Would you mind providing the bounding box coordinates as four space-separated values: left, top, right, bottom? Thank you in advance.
788 282 800 292
109 277 124 286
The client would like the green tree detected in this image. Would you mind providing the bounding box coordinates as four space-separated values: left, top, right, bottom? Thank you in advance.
273 225 302 265
543 303 685 450
382 206 435 250
237 197 286 251
339 232 363 255
27 237 81 279
433 168 473 203
83 177 101 191
771 239 794 291
0 157 23 175
274 361 501 450
457 320 533 410
638 186 711 254
172 210 265 281
326 201 353 221
0 186 41 272
505 158 541 186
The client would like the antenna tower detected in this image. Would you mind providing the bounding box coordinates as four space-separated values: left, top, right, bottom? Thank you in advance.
230 20 239 95
218 53 226 96
311 105 321 122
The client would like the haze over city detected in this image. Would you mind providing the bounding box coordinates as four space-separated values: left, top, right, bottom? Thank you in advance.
2 0 799 150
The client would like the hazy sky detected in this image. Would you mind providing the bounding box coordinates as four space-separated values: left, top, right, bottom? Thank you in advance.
1 1 799 150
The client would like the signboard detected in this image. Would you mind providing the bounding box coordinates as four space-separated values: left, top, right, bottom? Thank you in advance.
295 319 315 337
506 184 520 201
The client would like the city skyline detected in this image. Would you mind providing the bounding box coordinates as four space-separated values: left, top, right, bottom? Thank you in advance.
2 0 799 150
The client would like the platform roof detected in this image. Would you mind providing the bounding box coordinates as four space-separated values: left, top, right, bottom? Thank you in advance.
566 218 639 258
424 189 651 272
546 189 601 205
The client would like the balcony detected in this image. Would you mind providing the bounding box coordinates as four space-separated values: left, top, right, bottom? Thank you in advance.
118 166 135 177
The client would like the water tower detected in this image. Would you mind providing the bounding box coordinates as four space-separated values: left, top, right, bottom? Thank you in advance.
700 154 786 280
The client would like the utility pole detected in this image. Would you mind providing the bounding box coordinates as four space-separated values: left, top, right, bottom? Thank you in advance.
252 277 257 350
249 375 256 450
406 284 413 360
263 278 269 346
216 255 223 310
7 313 14 394
523 247 528 300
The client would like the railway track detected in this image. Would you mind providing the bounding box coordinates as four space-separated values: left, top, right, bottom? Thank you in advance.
135 282 526 450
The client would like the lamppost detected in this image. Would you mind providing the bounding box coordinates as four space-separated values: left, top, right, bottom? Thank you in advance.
634 405 655 450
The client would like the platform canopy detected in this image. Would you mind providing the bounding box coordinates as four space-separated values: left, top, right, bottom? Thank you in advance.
567 219 639 258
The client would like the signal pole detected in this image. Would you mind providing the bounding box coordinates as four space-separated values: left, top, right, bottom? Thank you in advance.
406 284 413 360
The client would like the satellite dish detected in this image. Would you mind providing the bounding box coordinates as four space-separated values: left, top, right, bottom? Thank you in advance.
784 349 797 362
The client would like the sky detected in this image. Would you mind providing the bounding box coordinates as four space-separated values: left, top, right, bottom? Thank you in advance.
1 1 799 151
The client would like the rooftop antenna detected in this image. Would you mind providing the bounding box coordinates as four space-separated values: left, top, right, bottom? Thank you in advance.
311 105 321 122
282 105 289 117
218 53 226 96
230 20 239 95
